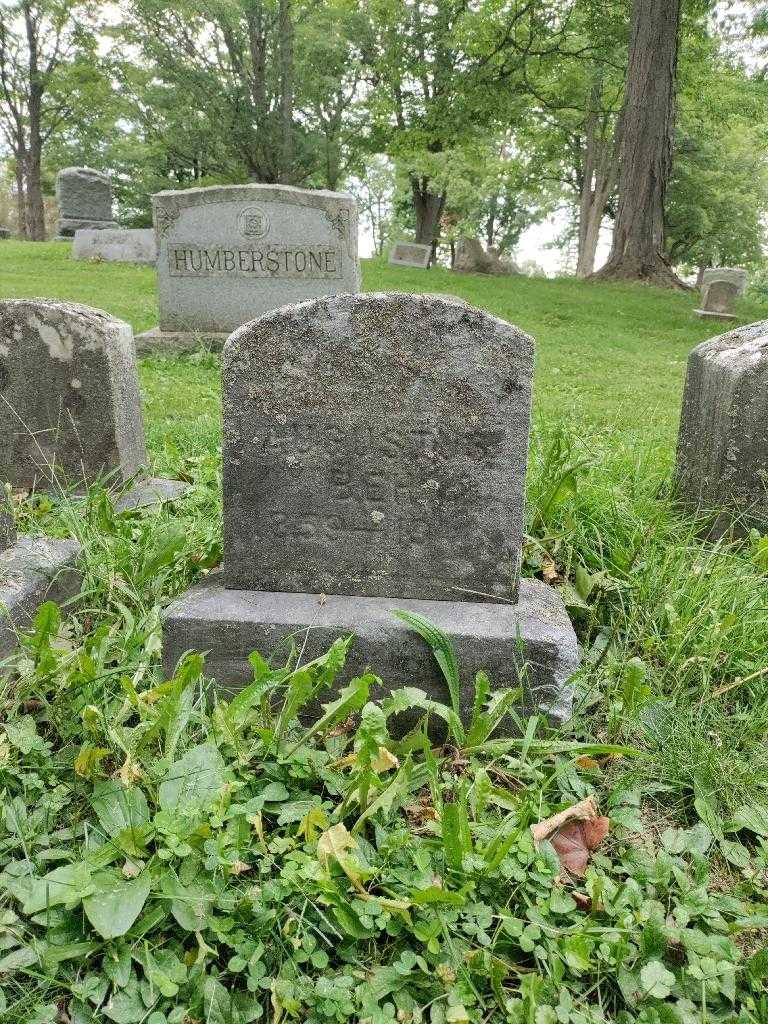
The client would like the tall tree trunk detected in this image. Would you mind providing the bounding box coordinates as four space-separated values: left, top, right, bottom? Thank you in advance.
485 193 498 250
277 0 294 184
592 0 684 288
576 78 619 278
410 175 445 250
14 155 27 240
23 2 45 240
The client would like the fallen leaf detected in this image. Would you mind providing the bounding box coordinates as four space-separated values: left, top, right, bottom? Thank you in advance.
542 557 560 584
576 755 599 770
531 796 610 879
372 746 400 772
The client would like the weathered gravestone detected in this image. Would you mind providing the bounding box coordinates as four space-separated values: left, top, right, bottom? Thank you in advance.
0 490 81 659
135 184 360 355
676 319 768 537
695 267 748 321
0 227 10 240
73 228 156 265
56 168 117 238
163 293 579 725
454 237 518 276
389 242 432 269
0 300 148 489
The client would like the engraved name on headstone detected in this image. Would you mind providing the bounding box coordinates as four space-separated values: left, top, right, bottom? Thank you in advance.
149 184 360 337
223 292 533 602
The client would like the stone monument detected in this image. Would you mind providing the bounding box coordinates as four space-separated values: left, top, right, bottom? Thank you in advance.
389 242 432 269
73 228 156 265
55 168 117 238
0 490 81 658
695 267 748 320
0 300 148 489
135 184 360 355
163 293 578 725
676 319 768 537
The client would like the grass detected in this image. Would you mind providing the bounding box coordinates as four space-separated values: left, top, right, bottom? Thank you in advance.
1 241 768 1022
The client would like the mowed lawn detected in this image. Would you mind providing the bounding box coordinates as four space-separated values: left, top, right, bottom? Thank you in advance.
3 239 765 465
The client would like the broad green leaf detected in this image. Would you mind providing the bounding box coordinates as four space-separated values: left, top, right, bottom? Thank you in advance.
83 872 151 939
158 742 227 812
285 674 372 755
102 977 150 1024
23 862 93 914
410 886 465 907
640 960 676 999
91 781 150 840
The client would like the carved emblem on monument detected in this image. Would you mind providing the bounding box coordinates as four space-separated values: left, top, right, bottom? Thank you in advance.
239 206 270 238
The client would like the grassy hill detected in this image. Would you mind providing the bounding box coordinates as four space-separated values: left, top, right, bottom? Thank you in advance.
3 240 765 457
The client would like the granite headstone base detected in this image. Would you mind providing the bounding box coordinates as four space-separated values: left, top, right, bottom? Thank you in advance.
56 218 118 239
162 576 579 728
134 328 229 356
0 537 82 658
693 308 737 322
73 228 156 265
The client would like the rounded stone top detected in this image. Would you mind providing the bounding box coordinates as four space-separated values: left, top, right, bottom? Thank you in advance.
224 290 533 364
695 319 768 367
56 166 111 183
152 181 355 204
0 297 122 329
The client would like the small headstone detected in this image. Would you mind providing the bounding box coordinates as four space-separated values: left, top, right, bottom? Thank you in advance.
73 228 156 265
55 167 117 238
388 242 431 269
135 184 360 354
115 477 190 513
0 227 11 240
676 319 768 537
0 300 147 489
164 293 578 727
454 237 518 276
696 267 748 320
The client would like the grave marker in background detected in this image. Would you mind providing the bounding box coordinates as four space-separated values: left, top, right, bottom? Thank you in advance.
55 168 117 238
676 319 768 537
388 242 431 269
164 292 578 726
73 228 156 265
136 184 360 354
695 267 748 320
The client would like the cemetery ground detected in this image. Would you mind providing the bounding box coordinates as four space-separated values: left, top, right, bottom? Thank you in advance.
1 242 768 1023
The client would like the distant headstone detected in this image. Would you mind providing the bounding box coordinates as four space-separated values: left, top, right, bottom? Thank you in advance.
696 267 748 321
0 300 147 489
389 242 431 269
135 184 360 354
676 319 768 537
164 293 578 726
454 237 518 276
0 227 10 240
73 228 156 265
55 168 117 238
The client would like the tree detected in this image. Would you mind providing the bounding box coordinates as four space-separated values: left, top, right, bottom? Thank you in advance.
0 0 103 239
363 0 581 249
665 36 768 277
592 0 685 286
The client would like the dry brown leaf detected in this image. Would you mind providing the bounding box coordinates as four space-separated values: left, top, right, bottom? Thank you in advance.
531 796 610 879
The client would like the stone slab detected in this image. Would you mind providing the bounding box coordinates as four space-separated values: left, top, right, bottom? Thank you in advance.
152 183 360 334
676 319 768 537
389 242 431 269
162 576 578 727
73 228 156 265
134 328 229 357
56 167 114 235
115 476 190 512
0 536 81 659
223 292 534 602
0 299 148 489
694 308 737 321
0 228 10 240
